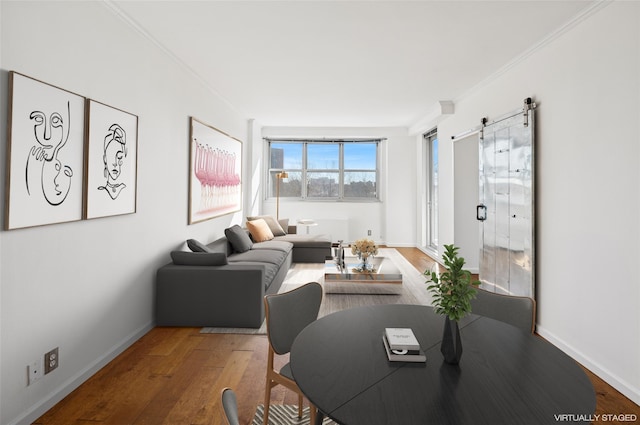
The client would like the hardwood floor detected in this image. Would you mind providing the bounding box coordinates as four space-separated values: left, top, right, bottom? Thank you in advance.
34 248 639 425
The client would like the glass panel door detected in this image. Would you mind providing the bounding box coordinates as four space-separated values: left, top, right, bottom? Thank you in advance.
479 108 535 298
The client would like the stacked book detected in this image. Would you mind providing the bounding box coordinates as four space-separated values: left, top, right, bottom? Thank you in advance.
382 328 426 363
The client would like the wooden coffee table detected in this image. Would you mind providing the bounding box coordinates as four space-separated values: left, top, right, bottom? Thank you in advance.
323 256 403 294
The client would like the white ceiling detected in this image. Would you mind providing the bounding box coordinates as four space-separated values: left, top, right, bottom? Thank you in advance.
110 0 595 128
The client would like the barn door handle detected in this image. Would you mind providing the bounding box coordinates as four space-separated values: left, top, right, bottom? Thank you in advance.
477 204 487 221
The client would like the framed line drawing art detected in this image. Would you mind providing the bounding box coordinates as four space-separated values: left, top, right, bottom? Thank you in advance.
189 117 242 224
5 71 85 230
84 99 138 219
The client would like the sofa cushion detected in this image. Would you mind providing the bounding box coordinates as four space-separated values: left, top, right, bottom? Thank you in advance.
251 240 294 254
226 261 280 289
227 248 288 266
170 251 228 266
225 225 253 253
247 215 286 236
274 233 332 248
187 239 212 253
247 219 275 242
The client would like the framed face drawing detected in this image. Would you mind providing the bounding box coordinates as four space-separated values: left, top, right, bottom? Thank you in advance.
189 117 242 224
5 72 86 230
84 100 138 220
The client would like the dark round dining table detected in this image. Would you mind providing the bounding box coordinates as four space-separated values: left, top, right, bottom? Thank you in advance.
290 304 596 425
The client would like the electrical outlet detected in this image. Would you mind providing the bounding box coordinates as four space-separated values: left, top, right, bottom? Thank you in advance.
44 347 59 374
28 360 42 385
367 229 372 236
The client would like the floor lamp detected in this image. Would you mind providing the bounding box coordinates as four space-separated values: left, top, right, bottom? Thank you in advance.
275 171 288 221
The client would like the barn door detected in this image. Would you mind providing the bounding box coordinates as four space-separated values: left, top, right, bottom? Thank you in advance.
478 98 535 298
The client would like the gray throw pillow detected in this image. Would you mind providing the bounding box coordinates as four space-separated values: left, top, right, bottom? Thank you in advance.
246 215 286 236
187 239 212 253
171 251 228 266
225 225 253 253
278 218 289 234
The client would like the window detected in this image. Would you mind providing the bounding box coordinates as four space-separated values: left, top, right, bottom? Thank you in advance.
270 142 303 197
424 128 438 249
307 144 339 197
267 139 379 200
343 143 377 198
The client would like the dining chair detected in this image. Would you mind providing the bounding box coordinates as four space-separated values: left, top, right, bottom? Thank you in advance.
221 387 239 425
264 282 323 425
471 287 536 333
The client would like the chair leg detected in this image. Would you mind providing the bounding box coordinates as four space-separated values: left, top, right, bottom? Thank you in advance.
310 404 318 425
297 393 303 418
263 379 272 424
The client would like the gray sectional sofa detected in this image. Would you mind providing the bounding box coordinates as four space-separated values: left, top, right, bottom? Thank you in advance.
155 219 331 328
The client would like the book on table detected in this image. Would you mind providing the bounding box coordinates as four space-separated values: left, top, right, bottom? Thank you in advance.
382 334 426 363
384 328 420 351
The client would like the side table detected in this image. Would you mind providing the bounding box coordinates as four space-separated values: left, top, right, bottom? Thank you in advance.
297 219 318 234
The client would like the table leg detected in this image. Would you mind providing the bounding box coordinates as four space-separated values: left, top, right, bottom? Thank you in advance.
315 410 326 425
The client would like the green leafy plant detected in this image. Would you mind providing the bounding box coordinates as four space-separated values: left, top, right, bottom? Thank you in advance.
424 244 480 321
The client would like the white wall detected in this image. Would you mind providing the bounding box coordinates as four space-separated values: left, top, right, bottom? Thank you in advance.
453 132 480 271
246 119 263 218
0 2 249 424
261 126 416 246
4 2 638 423
421 2 640 404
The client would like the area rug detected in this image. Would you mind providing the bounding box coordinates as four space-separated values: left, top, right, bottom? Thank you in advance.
201 248 433 335
251 404 336 425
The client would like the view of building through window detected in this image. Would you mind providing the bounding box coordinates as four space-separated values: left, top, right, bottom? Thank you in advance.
268 140 379 200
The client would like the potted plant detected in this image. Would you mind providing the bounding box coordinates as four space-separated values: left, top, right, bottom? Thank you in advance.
424 244 480 364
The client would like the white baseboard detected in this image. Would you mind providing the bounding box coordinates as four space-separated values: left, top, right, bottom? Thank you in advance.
536 325 640 407
418 246 440 262
10 321 154 425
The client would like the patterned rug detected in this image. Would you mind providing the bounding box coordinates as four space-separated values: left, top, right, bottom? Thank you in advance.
201 248 432 335
251 404 336 425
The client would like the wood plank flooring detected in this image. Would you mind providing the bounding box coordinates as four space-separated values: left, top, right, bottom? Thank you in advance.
34 248 639 425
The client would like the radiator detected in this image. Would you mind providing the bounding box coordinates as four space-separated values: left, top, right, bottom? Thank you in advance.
300 218 348 242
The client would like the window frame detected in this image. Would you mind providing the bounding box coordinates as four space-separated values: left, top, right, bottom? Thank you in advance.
266 139 381 202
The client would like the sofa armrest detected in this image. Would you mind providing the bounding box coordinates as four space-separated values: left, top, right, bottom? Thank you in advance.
156 263 267 327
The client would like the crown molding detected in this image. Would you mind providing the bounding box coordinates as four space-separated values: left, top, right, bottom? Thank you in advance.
452 0 612 105
409 0 613 134
100 0 242 117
